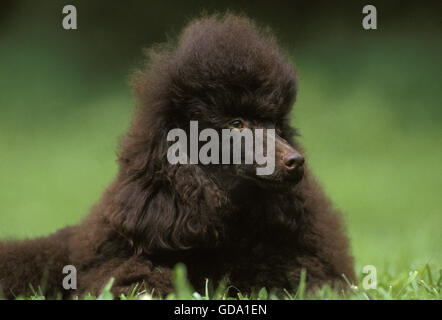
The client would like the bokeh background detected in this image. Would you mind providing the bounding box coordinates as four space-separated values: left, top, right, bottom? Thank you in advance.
0 0 440 278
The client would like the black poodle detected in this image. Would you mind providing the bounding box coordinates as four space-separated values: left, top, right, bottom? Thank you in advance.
0 13 355 299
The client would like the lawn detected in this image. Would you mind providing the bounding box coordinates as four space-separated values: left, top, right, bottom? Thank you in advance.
0 32 440 299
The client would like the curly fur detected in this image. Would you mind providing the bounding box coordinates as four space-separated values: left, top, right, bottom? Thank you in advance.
0 13 355 299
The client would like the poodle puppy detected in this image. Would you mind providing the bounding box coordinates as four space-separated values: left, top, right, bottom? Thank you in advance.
0 13 355 299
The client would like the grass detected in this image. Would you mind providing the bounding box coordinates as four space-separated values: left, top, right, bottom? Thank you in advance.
14 263 441 300
0 31 440 299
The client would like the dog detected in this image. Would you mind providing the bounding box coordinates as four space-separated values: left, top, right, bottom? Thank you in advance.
0 13 355 299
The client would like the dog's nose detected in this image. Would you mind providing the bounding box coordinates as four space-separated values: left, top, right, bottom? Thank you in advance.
283 152 305 171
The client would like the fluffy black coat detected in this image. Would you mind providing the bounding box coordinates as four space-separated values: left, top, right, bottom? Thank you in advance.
0 13 355 299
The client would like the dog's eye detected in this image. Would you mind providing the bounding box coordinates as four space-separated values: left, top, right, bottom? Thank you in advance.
229 119 244 129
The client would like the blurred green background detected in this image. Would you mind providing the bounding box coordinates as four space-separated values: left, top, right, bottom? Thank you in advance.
0 0 440 278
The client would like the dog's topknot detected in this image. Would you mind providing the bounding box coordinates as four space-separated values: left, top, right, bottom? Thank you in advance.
132 13 297 123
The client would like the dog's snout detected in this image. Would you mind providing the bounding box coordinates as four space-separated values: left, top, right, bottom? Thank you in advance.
283 152 305 171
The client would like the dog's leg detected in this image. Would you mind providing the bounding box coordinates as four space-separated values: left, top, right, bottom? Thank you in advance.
0 227 73 299
287 174 356 291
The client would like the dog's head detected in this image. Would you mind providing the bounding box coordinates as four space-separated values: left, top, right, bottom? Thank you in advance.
113 14 304 253
132 13 304 189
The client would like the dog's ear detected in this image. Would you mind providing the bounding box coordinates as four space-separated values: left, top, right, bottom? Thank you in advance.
108 168 227 253
108 127 228 253
108 179 178 253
